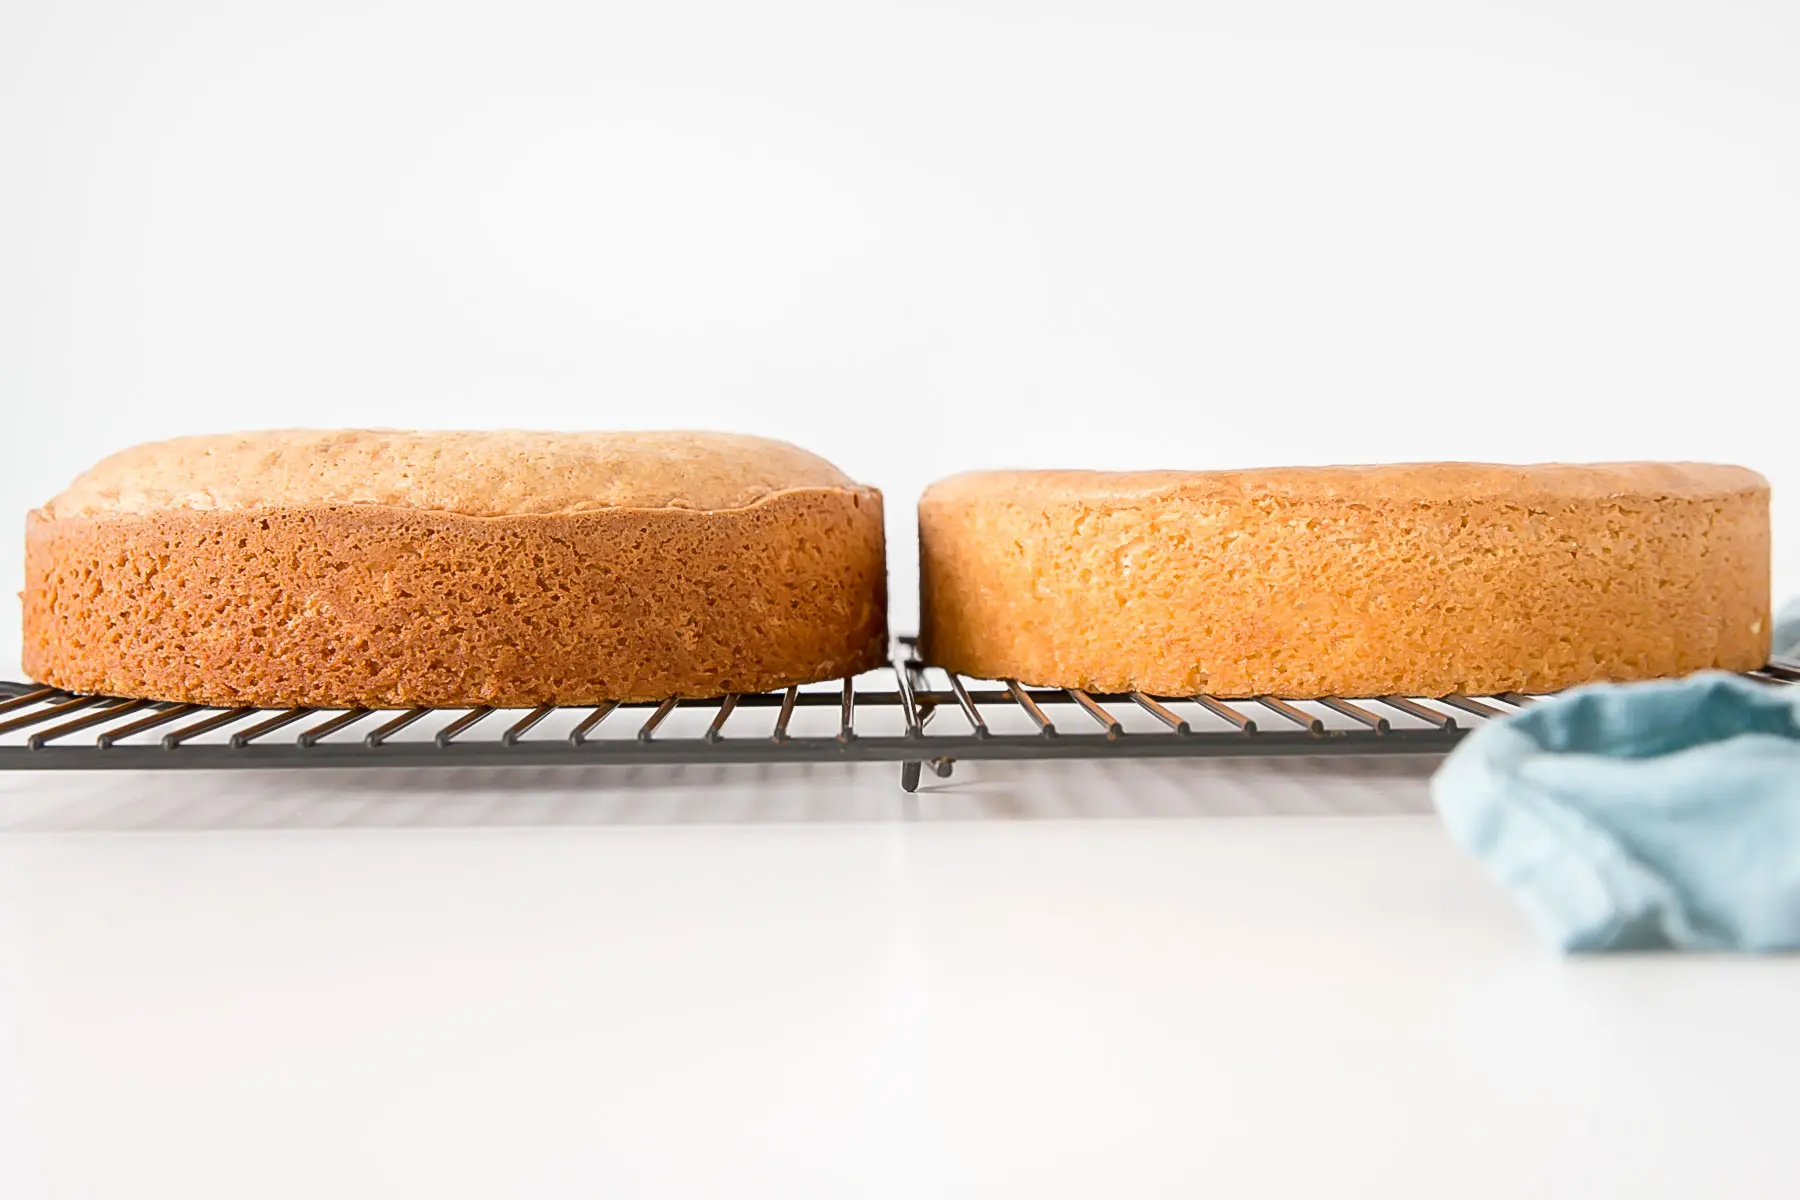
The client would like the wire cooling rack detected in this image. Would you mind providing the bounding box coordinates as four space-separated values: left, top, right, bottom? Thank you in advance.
3 641 1795 790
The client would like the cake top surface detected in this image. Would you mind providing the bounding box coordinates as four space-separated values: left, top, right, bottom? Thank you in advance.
921 462 1768 508
45 430 865 519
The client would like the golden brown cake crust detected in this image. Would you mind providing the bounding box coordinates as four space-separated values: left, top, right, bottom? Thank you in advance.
919 462 1771 698
25 432 887 707
45 429 861 519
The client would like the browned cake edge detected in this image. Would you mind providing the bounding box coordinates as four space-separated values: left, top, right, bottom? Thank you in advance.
24 487 887 707
918 463 1771 698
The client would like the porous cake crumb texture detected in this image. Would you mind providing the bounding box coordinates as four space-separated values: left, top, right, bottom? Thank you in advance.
918 463 1770 698
25 431 887 707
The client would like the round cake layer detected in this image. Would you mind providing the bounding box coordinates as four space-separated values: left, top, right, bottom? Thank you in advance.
26 431 887 707
918 462 1771 698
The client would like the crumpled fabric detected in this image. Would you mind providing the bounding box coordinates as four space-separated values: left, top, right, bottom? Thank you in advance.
1431 664 1800 953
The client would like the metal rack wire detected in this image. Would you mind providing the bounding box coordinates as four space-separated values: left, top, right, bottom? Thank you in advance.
4 641 1795 791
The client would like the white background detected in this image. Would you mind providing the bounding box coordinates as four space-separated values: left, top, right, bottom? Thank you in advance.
4 3 1800 1198
3 0 1798 656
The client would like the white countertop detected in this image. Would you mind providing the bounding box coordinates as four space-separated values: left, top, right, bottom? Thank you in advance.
2 757 1796 1199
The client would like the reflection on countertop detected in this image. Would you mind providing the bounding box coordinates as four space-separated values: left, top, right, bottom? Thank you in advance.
0 755 1437 832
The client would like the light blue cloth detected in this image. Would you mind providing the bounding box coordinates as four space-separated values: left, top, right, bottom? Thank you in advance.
1431 670 1800 953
